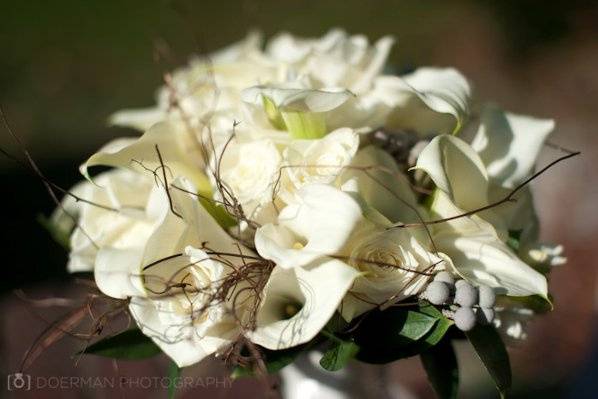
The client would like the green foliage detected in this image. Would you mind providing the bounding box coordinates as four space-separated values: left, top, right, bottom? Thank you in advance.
81 329 162 360
506 229 523 252
502 294 553 313
319 332 360 371
37 214 71 250
282 111 327 139
354 302 453 364
421 337 459 399
466 325 512 397
231 345 305 379
167 361 181 399
197 189 237 229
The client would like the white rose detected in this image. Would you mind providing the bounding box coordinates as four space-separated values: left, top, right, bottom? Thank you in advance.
53 169 162 273
278 128 359 204
129 246 238 366
92 177 255 367
341 227 448 320
111 29 395 132
266 29 394 94
213 137 282 222
110 32 279 131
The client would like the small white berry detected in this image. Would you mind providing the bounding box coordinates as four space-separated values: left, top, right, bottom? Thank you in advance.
478 285 496 308
455 279 468 289
433 271 455 285
454 307 476 331
454 281 478 307
425 281 450 305
476 307 495 325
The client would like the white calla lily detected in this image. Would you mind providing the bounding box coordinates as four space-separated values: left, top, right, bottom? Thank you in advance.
81 121 209 191
249 258 359 350
109 108 166 132
415 134 489 211
242 85 353 113
429 191 548 297
129 296 231 367
242 84 354 139
380 67 470 135
471 104 555 189
255 184 363 269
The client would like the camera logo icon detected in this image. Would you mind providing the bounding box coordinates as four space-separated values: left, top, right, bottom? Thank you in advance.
7 373 31 391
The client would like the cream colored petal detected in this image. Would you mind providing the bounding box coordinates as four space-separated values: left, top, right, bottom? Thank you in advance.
471 104 555 189
249 259 359 349
142 177 249 266
429 193 547 297
95 247 146 299
434 227 548 297
415 135 489 211
381 68 470 135
129 297 229 367
80 121 209 191
242 85 353 113
108 107 165 131
350 35 394 94
342 145 420 224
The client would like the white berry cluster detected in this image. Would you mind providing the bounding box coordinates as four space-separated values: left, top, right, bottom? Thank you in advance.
422 271 496 331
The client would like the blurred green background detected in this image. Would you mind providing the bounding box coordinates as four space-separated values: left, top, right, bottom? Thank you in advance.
1 1 598 398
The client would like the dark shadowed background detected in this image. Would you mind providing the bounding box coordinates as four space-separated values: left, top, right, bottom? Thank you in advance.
1 0 598 398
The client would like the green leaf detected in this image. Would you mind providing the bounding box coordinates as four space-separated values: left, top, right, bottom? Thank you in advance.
354 303 449 364
319 335 360 371
281 111 327 139
421 338 459 399
167 360 181 399
197 189 237 229
231 345 304 379
37 214 71 250
506 229 523 252
418 303 454 348
502 294 553 313
262 95 286 130
400 310 438 340
82 329 162 359
466 325 511 397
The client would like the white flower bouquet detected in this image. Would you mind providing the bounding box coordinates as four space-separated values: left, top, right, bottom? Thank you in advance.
41 30 577 397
